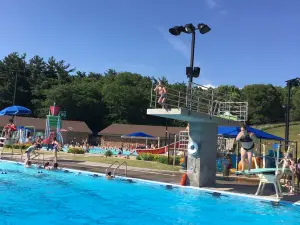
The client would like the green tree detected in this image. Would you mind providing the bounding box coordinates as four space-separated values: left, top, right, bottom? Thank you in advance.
44 80 105 132
241 84 284 124
0 53 31 109
101 72 152 125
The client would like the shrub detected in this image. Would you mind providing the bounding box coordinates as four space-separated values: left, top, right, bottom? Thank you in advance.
4 144 12 149
168 156 180 165
12 144 20 149
21 144 30 150
157 155 168 164
104 150 113 157
140 153 154 161
136 153 180 166
68 148 85 154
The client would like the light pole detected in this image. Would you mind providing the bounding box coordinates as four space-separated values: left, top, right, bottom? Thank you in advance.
169 23 211 108
285 78 300 150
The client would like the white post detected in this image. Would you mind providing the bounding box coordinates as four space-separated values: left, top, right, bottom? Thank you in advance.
276 144 280 170
158 137 160 148
262 144 266 168
173 135 177 166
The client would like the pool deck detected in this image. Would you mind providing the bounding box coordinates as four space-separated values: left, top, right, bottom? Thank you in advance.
2 153 300 204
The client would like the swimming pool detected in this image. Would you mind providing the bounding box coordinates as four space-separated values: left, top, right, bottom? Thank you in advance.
0 161 299 225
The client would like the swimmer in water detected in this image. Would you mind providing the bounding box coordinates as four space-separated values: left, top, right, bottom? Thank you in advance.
106 172 113 179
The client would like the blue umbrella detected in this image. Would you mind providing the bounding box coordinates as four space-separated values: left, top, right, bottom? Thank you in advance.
0 105 32 116
121 132 157 139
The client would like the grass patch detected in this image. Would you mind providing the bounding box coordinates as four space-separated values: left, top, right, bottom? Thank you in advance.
63 154 181 171
264 124 300 156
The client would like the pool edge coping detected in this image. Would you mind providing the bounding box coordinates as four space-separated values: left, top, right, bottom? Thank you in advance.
2 159 299 206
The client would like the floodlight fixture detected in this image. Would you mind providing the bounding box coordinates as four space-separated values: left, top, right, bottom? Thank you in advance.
198 23 211 34
169 26 185 36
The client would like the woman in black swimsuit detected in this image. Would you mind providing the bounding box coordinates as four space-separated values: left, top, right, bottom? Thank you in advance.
236 124 257 172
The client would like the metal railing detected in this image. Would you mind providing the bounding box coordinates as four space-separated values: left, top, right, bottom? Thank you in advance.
178 131 189 151
106 161 128 177
113 161 127 177
150 82 248 122
31 151 45 166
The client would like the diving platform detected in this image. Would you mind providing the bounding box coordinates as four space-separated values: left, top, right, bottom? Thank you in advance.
149 82 248 125
147 108 240 126
148 81 248 188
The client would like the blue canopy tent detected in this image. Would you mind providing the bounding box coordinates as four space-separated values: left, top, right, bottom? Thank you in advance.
218 126 285 170
121 132 159 147
218 126 284 140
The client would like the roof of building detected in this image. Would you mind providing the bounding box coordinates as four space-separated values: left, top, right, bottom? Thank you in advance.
0 115 92 134
98 124 185 138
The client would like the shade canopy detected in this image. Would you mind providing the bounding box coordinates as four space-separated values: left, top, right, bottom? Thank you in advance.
121 132 158 140
0 105 32 116
218 126 284 141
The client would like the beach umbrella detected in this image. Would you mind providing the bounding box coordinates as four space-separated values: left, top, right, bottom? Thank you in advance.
0 105 32 116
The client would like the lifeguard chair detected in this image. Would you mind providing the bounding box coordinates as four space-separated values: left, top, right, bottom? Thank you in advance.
45 103 63 145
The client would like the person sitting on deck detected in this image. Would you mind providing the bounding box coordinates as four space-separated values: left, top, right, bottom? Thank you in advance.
2 119 16 138
236 124 257 172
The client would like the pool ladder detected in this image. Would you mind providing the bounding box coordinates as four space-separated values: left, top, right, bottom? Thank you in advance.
105 161 127 177
30 151 45 166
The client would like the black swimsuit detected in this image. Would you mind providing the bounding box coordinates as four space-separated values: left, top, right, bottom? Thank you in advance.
239 135 254 151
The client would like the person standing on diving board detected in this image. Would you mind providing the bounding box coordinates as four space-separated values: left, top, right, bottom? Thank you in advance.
236 124 257 172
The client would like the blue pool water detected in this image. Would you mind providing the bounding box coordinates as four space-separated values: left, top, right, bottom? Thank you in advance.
0 161 300 225
88 147 137 156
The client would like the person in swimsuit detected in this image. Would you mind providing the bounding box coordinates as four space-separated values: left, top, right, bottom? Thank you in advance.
24 142 37 167
52 137 60 164
154 80 167 108
236 124 257 172
106 171 113 179
2 119 16 138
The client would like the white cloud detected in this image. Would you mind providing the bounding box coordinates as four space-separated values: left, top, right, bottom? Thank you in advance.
203 84 217 89
157 26 200 65
219 10 228 15
198 84 217 90
206 0 217 9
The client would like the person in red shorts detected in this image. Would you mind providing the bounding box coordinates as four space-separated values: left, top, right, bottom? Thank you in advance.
2 119 16 138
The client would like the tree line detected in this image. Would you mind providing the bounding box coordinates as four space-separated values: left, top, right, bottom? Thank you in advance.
0 53 297 133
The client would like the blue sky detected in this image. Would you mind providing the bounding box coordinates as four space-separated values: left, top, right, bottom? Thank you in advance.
1 0 299 88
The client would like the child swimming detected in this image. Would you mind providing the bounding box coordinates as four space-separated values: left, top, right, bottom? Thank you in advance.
106 172 113 179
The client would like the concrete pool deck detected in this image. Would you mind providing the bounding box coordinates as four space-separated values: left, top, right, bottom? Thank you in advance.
2 153 300 204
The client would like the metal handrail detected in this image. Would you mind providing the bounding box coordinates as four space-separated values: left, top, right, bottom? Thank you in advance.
113 161 127 177
31 151 45 166
105 161 120 176
150 81 248 122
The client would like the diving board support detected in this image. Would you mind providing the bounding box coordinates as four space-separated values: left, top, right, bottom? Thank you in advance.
147 108 219 187
186 122 217 187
